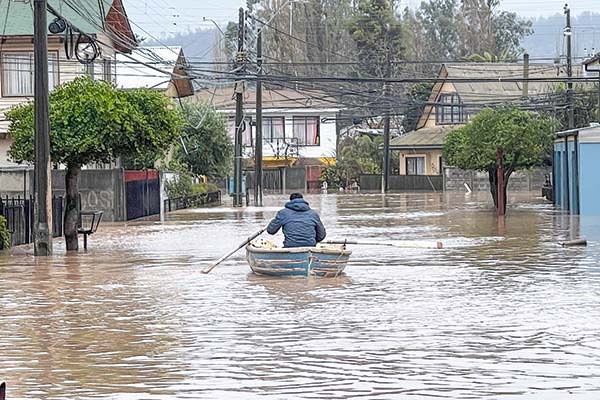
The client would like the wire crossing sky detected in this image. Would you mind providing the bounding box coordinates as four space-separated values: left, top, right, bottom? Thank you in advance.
122 0 600 38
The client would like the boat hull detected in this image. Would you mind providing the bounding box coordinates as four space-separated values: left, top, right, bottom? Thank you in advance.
246 242 351 277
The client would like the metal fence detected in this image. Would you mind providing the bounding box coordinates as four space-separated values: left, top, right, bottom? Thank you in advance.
359 174 444 192
164 191 222 213
0 195 64 248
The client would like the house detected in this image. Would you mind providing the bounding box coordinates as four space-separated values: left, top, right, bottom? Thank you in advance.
0 0 136 168
554 124 600 215
390 63 583 178
116 46 194 98
193 85 345 190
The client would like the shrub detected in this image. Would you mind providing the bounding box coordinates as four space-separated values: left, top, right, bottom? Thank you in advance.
0 216 9 250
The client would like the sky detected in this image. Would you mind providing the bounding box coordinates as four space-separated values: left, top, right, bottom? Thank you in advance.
122 0 600 39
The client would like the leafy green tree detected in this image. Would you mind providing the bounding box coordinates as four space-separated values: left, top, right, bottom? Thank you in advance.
402 82 434 132
546 83 600 131
409 0 532 61
347 0 405 78
8 77 182 251
414 0 463 60
321 135 382 188
175 102 233 178
443 107 555 213
120 89 184 169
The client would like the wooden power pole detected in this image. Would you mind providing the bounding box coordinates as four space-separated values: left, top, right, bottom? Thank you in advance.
233 7 245 207
33 0 52 255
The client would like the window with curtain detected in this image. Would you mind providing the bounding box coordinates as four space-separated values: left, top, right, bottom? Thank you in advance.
2 52 59 96
292 116 319 145
406 156 425 175
263 117 285 142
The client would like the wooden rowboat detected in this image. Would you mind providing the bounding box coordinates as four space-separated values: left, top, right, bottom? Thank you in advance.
246 239 352 278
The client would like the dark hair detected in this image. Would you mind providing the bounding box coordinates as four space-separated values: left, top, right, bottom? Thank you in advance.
289 192 303 201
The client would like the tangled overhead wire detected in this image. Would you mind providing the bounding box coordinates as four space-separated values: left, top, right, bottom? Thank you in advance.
47 11 101 65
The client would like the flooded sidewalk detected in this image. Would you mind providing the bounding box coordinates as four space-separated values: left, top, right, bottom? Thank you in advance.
1 192 600 399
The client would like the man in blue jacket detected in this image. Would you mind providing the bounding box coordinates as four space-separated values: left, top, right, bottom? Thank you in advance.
267 193 326 248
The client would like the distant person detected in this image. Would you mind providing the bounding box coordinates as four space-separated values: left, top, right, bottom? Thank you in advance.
321 181 328 193
267 193 326 248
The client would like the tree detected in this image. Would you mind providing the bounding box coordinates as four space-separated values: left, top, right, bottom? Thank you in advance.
347 0 405 78
546 83 600 131
8 76 182 251
175 102 233 178
409 0 532 61
443 107 555 213
321 134 383 188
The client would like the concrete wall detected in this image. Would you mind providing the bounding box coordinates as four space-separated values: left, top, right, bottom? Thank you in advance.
51 169 126 222
444 167 550 192
0 167 33 197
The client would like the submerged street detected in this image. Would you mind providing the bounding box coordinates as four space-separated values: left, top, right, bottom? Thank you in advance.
1 192 600 399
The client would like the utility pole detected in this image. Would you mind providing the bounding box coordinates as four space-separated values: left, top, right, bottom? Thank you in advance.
565 4 575 129
233 7 245 207
33 0 52 255
522 53 529 98
254 30 263 207
381 31 391 194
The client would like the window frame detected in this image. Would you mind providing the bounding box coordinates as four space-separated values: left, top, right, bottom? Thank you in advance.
292 115 320 146
435 93 465 125
405 156 426 176
262 116 286 143
1 50 60 97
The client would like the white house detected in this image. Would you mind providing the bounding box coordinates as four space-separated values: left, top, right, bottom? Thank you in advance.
194 85 342 166
0 0 136 168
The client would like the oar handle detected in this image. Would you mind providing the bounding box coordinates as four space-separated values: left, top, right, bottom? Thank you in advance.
325 239 443 249
201 226 268 274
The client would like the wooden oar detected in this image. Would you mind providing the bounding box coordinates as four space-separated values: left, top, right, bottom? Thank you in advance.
201 226 268 274
325 239 443 249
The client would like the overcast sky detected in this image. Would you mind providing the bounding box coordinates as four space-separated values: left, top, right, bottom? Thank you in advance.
122 0 600 39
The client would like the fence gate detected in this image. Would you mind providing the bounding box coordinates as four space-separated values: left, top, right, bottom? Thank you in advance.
306 165 323 192
0 195 64 248
125 170 160 220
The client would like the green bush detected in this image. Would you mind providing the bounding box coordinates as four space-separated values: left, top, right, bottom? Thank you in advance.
0 215 9 250
192 182 219 194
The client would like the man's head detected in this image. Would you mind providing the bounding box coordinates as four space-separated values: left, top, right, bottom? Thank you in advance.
289 192 303 201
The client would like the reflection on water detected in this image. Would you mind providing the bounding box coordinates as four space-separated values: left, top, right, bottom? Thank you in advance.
1 192 600 399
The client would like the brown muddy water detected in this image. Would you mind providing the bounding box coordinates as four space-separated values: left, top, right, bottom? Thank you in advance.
1 192 600 399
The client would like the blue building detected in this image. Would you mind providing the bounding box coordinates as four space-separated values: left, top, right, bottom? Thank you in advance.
554 125 600 215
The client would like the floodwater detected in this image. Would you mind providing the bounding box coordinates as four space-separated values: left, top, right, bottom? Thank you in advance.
1 192 600 399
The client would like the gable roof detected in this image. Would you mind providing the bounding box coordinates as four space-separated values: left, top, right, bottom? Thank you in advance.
0 0 135 52
116 46 194 97
417 63 584 129
390 125 457 149
192 85 343 111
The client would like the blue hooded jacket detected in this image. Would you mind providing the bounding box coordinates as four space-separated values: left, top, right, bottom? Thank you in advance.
267 198 326 248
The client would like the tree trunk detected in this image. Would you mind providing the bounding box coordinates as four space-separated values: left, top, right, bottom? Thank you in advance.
64 165 81 251
488 168 498 208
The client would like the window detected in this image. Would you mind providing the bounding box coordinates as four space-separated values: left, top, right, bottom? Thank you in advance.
263 116 285 143
2 52 59 96
435 93 464 125
406 156 425 175
292 116 320 145
102 58 114 82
